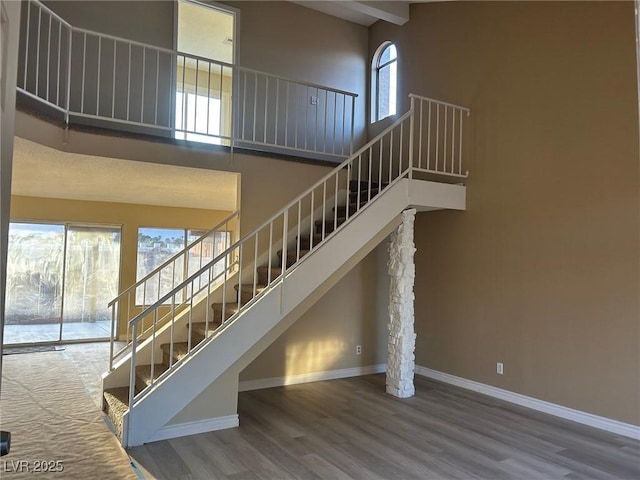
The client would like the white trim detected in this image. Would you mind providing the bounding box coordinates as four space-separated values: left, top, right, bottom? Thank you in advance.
239 364 387 392
415 366 640 440
148 414 239 443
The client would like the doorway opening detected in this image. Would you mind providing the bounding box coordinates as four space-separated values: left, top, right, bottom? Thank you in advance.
175 0 236 145
4 222 122 345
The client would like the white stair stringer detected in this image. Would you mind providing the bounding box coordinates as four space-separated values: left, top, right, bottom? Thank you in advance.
122 178 465 446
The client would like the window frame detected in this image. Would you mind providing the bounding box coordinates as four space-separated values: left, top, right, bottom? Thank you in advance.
135 226 231 306
371 41 398 123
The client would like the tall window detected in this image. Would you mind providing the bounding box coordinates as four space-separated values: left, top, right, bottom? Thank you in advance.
372 42 398 123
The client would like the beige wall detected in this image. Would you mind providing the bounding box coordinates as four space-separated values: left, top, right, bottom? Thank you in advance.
370 1 639 424
240 242 389 382
10 195 233 335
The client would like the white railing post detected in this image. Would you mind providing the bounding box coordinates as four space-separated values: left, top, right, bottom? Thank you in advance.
64 25 72 125
129 321 138 414
409 96 415 179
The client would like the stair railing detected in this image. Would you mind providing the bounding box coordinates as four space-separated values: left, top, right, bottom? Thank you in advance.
17 0 358 159
124 94 471 420
107 211 240 370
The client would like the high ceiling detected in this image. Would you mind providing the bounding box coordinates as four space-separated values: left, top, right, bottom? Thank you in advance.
12 137 239 211
293 1 412 27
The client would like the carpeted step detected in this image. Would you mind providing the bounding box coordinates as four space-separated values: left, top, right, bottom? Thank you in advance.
349 187 382 203
277 248 311 268
234 283 267 304
191 320 222 339
315 217 347 235
256 265 282 285
211 302 240 324
160 341 190 367
297 233 323 250
333 202 364 218
349 180 382 191
135 363 169 392
103 386 129 440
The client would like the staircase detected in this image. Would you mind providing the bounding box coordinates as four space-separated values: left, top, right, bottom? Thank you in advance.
101 94 471 447
103 179 383 439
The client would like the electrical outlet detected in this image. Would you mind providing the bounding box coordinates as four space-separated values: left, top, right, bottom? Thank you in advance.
356 345 362 355
310 95 318 106
496 362 504 375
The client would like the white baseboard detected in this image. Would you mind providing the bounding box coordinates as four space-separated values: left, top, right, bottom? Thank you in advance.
239 364 387 392
148 414 239 443
415 365 640 440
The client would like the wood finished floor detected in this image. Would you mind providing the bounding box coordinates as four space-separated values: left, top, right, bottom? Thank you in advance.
128 374 640 480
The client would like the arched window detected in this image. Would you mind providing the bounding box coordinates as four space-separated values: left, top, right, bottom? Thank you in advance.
372 42 397 123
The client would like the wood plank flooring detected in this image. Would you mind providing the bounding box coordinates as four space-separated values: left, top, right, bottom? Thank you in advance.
128 374 640 480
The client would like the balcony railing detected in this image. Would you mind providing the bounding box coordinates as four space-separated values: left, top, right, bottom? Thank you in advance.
17 0 358 159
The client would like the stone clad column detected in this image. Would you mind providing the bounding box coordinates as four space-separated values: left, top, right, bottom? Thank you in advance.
386 209 417 398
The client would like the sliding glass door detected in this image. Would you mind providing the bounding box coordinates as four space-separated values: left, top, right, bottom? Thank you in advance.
4 223 121 345
4 223 65 344
61 226 121 341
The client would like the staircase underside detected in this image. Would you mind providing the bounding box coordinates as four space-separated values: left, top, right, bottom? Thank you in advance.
106 178 465 446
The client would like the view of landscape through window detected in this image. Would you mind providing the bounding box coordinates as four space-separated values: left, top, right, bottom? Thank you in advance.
4 223 121 343
136 227 231 305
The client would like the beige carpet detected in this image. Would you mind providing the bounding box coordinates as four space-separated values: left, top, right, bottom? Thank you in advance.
0 351 139 479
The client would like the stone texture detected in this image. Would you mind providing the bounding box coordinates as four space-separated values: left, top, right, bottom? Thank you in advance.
386 209 417 398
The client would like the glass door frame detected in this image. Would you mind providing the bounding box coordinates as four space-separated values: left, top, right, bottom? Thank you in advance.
4 219 123 346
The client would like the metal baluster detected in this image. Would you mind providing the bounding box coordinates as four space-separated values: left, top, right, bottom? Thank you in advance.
451 109 456 174
296 200 301 261
23 0 30 88
35 7 41 96
275 78 279 146
427 101 432 171
111 39 116 118
96 36 101 115
126 43 131 120
435 104 440 172
309 190 315 249
418 99 423 169
252 73 258 141
284 82 289 147
268 222 273 284
150 309 157 386
80 32 86 112
253 233 259 298
56 20 62 105
238 243 244 309
206 61 211 136
169 294 175 367
350 96 356 155
155 50 160 125
264 76 268 143
46 13 51 101
321 181 326 240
